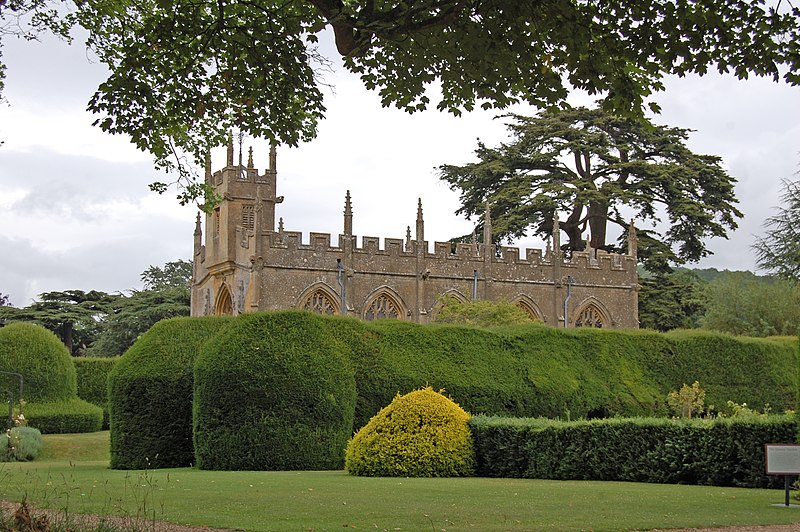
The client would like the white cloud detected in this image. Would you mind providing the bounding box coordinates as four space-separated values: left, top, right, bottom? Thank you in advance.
1 27 798 305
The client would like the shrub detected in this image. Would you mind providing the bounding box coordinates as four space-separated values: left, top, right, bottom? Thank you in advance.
24 398 103 434
108 316 232 469
667 381 706 418
74 357 118 429
193 311 356 470
346 387 475 477
470 414 797 488
0 322 76 402
0 426 43 461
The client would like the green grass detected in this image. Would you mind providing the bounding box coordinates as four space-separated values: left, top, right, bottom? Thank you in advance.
2 432 800 531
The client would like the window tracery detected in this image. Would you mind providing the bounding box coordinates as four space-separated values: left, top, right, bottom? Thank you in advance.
575 304 605 328
303 289 338 315
365 293 401 320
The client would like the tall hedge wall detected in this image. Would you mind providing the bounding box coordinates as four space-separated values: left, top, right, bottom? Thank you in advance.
108 316 232 469
469 415 797 488
74 357 119 429
108 312 797 470
194 312 356 470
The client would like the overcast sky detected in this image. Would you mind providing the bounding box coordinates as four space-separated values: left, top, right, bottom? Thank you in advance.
0 28 798 307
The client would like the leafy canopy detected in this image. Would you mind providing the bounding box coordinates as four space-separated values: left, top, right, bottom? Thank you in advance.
2 0 799 203
439 106 742 271
753 178 800 280
638 269 707 332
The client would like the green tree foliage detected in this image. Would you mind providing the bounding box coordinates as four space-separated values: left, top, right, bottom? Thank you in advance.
753 178 800 280
439 107 742 271
666 381 706 419
0 290 119 355
700 271 800 337
89 287 190 357
638 270 707 331
432 297 533 327
140 259 193 291
3 1 800 202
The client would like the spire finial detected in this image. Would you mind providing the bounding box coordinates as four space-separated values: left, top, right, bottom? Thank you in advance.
552 217 561 256
627 218 638 258
226 131 234 166
204 151 212 182
415 198 424 243
483 202 492 254
269 143 277 172
344 190 353 236
278 217 284 233
194 211 202 236
247 146 254 169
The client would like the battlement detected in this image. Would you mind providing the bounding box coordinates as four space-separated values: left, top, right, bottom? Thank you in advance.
262 230 635 272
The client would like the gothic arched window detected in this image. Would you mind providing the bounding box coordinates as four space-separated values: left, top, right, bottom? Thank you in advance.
303 289 339 315
575 304 606 328
364 293 402 321
215 286 233 316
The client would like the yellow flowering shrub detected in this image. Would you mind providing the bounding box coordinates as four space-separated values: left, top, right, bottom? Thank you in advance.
345 386 475 477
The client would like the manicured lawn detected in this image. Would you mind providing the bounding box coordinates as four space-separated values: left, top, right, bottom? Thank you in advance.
2 432 800 531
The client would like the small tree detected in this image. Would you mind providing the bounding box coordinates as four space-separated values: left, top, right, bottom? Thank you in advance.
638 270 707 331
753 177 800 280
667 381 706 419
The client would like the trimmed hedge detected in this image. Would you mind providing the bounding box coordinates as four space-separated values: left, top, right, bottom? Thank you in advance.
24 398 103 434
346 387 475 477
470 415 797 488
108 312 797 470
108 316 232 469
343 322 796 426
0 322 76 402
194 312 356 470
74 357 118 429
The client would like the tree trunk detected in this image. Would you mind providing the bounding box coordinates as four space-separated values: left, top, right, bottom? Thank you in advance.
563 203 585 251
587 200 608 250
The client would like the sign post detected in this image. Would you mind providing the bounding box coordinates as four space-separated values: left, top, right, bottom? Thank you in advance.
765 444 800 507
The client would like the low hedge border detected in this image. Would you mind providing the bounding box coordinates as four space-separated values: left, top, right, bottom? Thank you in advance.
24 398 104 434
470 415 797 488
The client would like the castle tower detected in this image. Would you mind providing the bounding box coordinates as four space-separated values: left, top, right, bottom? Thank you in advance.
191 139 283 316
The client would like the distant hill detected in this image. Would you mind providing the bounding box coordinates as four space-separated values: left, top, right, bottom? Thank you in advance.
637 266 767 283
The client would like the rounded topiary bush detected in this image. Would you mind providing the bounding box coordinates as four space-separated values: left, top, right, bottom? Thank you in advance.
0 322 103 433
108 316 232 469
345 386 475 477
193 311 357 470
0 322 77 402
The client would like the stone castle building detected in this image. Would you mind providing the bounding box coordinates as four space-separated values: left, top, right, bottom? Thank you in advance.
191 144 639 328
